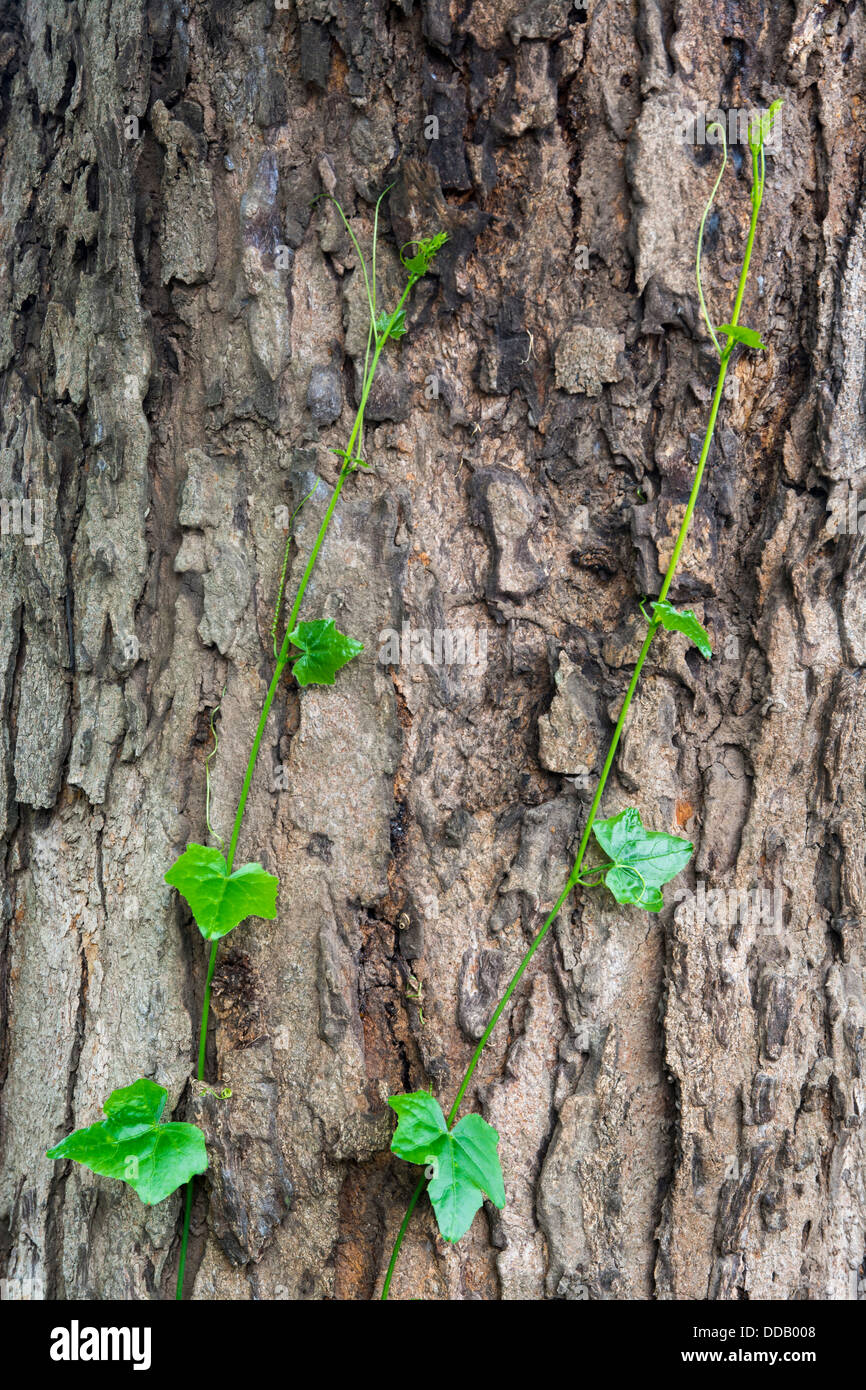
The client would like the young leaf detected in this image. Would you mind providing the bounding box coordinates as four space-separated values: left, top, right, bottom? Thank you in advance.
760 99 783 143
389 1090 505 1243
591 807 693 913
400 232 448 283
165 843 278 941
46 1079 207 1205
288 617 363 687
651 599 712 659
375 307 407 339
328 445 367 471
717 323 767 351
749 99 783 151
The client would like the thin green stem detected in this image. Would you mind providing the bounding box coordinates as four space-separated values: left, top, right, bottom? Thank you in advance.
176 1180 193 1300
197 943 219 1078
381 132 770 1301
222 460 355 876
729 157 762 333
381 1176 425 1301
317 193 379 340
272 481 322 659
224 314 401 876
446 338 731 1157
448 878 574 1126
174 454 363 1303
371 185 393 324
176 939 219 1300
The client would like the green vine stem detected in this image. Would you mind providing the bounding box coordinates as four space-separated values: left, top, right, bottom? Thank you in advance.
174 194 443 1300
381 110 776 1301
176 362 387 1299
271 482 322 659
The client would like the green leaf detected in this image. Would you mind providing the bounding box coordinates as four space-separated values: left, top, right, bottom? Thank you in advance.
375 308 407 339
400 232 448 282
651 599 712 659
592 807 693 913
762 100 783 139
389 1090 505 1243
165 843 278 942
389 1091 451 1162
288 617 363 687
46 1079 207 1205
749 99 783 150
717 323 767 351
603 866 664 912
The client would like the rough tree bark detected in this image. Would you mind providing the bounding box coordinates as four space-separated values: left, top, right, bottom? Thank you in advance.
0 0 864 1302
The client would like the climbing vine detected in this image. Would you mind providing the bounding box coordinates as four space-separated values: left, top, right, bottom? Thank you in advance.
46 191 446 1301
44 96 783 1303
381 103 782 1299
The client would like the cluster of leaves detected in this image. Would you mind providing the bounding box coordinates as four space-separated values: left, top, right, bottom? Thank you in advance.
747 99 783 212
46 1080 207 1205
400 232 449 286
46 195 447 1222
747 99 783 154
327 191 448 364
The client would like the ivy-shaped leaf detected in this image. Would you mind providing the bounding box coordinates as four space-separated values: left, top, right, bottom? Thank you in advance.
651 599 712 659
165 843 278 941
388 1090 505 1243
46 1079 207 1205
288 618 363 687
375 307 407 339
592 807 693 912
717 323 767 351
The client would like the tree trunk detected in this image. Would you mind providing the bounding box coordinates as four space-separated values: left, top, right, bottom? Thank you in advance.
1 0 864 1302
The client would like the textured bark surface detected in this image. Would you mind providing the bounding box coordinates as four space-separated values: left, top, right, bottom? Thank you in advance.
1 0 865 1302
